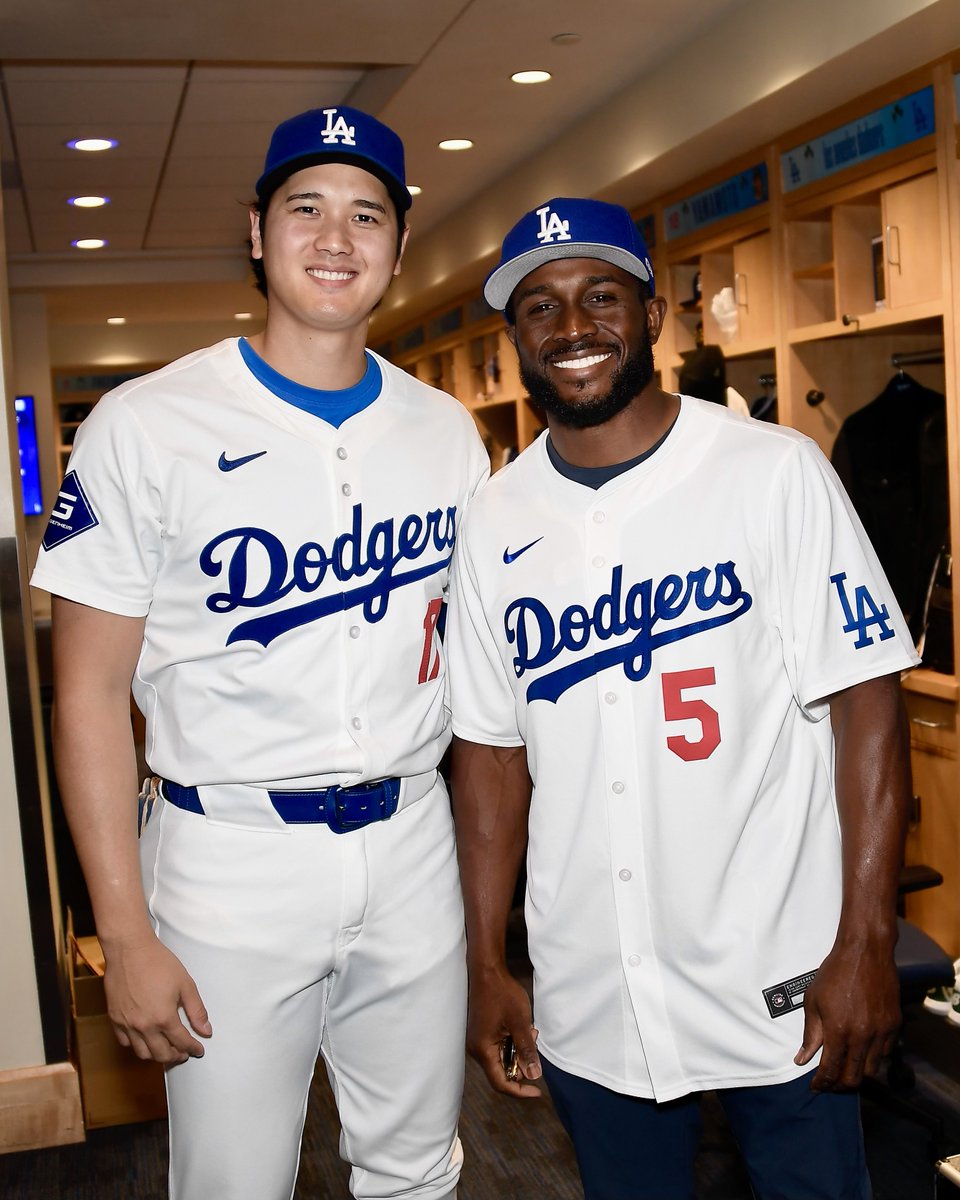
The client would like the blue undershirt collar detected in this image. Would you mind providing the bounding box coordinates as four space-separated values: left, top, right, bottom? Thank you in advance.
238 337 382 428
546 412 678 489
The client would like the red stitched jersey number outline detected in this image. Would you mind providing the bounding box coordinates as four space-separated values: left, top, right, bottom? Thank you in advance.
660 668 721 761
418 598 444 684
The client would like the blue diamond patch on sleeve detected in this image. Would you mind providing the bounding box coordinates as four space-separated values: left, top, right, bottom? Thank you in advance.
42 470 100 550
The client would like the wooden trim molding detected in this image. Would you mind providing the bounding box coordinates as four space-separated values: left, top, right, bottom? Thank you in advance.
0 1062 84 1154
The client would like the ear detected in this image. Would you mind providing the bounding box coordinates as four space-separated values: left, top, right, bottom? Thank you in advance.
645 295 668 345
393 224 411 277
249 208 263 261
505 325 517 348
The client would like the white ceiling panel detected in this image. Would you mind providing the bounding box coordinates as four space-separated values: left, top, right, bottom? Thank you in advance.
145 230 250 251
27 187 155 214
160 158 262 190
14 122 177 161
39 209 150 237
180 67 364 124
166 120 285 160
3 64 187 125
34 229 144 253
152 185 255 213
23 158 164 190
0 0 471 64
147 210 249 235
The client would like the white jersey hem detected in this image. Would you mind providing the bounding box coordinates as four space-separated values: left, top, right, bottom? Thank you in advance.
538 1041 822 1103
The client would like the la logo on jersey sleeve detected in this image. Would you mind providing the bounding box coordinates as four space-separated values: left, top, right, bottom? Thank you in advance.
42 470 100 550
830 571 895 648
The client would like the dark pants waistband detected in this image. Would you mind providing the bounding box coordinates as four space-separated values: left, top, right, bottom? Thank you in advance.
161 777 400 834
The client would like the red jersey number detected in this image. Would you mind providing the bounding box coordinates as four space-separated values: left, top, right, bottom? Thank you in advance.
418 598 443 684
661 668 721 761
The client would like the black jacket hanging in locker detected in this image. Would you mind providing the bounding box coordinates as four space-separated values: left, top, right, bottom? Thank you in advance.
830 372 948 651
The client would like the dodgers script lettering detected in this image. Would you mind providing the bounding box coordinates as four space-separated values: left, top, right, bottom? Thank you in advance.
506 561 752 704
200 502 457 647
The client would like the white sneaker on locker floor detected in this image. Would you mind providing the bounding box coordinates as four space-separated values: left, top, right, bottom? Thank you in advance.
924 983 956 1015
926 956 960 1019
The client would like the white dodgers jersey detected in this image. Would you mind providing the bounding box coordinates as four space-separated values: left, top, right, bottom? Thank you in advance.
32 339 489 789
447 397 918 1101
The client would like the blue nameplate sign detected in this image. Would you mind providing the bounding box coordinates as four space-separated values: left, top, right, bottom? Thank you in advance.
781 85 935 194
664 163 768 242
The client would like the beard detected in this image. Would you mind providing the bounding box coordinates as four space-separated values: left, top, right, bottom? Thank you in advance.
519 332 656 430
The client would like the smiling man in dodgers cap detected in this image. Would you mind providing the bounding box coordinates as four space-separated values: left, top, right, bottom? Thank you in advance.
33 106 489 1200
447 196 916 1199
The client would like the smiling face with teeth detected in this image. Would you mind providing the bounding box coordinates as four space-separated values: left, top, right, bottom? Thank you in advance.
249 161 408 373
507 257 670 443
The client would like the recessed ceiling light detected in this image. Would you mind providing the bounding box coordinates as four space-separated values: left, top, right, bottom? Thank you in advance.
551 33 581 45
234 312 253 320
439 139 473 151
67 138 118 153
69 195 109 208
408 185 423 196
71 238 107 250
511 71 552 84
106 316 126 325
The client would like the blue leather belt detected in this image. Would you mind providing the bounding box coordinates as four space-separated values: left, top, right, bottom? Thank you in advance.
161 777 400 834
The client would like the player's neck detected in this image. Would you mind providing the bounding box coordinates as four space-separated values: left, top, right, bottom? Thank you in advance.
548 386 680 469
248 321 370 392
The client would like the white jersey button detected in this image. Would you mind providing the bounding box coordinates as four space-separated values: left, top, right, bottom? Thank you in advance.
592 555 605 568
593 511 606 524
349 626 361 639
604 691 618 705
336 447 348 460
342 483 353 497
627 954 641 967
611 781 625 794
351 716 362 730
618 869 632 882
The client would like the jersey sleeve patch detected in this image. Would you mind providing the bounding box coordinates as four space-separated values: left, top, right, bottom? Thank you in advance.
42 470 100 550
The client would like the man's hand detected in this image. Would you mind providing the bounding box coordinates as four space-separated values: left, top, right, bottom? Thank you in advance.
103 934 212 1065
795 673 910 1092
468 964 542 1099
795 937 900 1091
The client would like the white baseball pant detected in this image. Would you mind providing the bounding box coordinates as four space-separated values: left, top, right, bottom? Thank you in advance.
138 778 466 1200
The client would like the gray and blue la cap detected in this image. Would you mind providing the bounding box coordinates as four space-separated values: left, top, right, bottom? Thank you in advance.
256 105 412 215
483 197 655 312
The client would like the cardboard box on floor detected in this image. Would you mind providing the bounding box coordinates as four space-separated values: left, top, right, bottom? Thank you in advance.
67 911 167 1129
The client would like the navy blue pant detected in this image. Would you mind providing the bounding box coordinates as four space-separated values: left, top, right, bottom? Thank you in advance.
541 1057 872 1200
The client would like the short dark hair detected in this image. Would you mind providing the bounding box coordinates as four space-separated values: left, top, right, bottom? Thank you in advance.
248 188 406 300
503 274 653 325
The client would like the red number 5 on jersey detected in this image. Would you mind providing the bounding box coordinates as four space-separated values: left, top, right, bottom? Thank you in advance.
660 668 721 761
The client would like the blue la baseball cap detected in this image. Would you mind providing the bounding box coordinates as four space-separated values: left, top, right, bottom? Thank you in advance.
256 105 412 214
484 197 655 312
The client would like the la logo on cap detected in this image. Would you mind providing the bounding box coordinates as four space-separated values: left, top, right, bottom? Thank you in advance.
321 108 356 146
536 204 571 245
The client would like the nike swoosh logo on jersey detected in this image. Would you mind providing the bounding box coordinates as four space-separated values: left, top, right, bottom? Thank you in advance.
218 450 267 472
503 537 543 564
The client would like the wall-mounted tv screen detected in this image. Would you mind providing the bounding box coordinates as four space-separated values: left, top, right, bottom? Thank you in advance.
15 395 44 516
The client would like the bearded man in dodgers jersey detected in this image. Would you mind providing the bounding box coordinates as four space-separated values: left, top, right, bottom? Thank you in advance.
32 107 488 1200
446 197 916 1200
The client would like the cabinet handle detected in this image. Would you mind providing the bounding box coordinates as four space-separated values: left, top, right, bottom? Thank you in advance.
885 224 901 274
911 716 952 729
734 272 748 309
